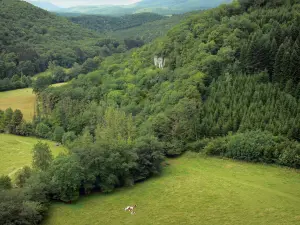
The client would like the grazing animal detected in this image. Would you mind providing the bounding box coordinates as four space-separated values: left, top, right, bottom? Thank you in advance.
125 205 137 215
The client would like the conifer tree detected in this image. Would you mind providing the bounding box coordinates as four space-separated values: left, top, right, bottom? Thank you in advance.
290 37 300 83
273 43 285 83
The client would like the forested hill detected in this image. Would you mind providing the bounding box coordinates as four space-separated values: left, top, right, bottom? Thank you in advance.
69 13 165 33
39 0 300 157
2 1 300 224
0 0 124 80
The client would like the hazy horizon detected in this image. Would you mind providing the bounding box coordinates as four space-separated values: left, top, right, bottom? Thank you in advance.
25 0 141 8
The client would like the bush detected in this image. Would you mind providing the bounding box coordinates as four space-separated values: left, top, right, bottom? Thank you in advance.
202 131 300 168
187 138 211 152
62 131 77 146
35 122 51 138
15 166 32 188
203 137 228 156
278 143 300 168
225 131 278 163
0 175 12 190
53 126 65 143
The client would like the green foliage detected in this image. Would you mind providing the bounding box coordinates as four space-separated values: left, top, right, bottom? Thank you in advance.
53 126 65 143
62 131 77 146
32 142 53 171
49 155 84 202
0 0 128 86
69 13 165 33
0 189 45 225
201 74 300 140
202 130 300 168
133 136 164 182
32 76 52 93
0 175 12 190
15 166 32 188
35 123 51 138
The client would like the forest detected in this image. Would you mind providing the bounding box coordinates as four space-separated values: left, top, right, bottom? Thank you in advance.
1 0 300 224
68 13 165 33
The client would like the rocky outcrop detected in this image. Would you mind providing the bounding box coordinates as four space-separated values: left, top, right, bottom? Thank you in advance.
154 56 165 69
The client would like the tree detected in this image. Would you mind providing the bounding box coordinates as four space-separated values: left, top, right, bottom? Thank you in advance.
32 76 52 93
15 166 32 188
0 175 12 190
81 58 98 74
0 110 4 132
32 142 53 171
35 122 51 138
3 108 13 132
11 109 23 133
49 155 84 202
62 131 76 146
290 37 300 83
133 136 164 182
53 126 64 143
273 43 285 83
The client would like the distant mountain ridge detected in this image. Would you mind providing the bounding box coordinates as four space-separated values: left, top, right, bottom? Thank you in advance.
56 0 232 16
26 0 61 11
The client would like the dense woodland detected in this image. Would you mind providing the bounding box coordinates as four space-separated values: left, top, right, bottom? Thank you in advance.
69 13 165 33
1 0 300 224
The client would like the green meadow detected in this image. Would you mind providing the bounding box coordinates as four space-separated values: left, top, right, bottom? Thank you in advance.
45 153 300 225
0 134 67 176
0 88 36 121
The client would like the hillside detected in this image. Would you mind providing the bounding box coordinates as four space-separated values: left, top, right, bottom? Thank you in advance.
107 14 184 43
38 0 300 152
0 0 124 80
69 13 165 33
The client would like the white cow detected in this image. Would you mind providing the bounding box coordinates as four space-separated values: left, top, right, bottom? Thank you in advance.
125 205 137 215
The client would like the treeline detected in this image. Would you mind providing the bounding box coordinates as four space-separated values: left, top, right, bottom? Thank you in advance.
0 108 164 225
0 108 31 136
69 13 165 33
0 75 31 91
193 130 300 168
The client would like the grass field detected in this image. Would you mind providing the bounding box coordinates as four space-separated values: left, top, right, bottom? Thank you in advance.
0 134 67 176
45 153 300 225
0 88 35 121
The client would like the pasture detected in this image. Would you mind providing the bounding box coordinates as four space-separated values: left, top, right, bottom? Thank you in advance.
0 134 67 176
0 88 35 121
45 153 300 225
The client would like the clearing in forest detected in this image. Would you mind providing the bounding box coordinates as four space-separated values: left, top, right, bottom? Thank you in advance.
0 134 67 176
0 88 36 121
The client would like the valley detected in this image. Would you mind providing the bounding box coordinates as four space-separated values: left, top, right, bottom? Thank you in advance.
1 0 300 225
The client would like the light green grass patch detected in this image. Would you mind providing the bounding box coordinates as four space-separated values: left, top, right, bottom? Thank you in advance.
0 88 36 121
45 153 300 225
50 82 68 87
0 134 67 176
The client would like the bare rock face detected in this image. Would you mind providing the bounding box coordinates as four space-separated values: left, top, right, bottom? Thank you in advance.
154 56 165 69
